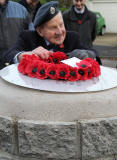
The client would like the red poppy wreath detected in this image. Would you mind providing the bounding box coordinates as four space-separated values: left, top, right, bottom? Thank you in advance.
18 51 101 82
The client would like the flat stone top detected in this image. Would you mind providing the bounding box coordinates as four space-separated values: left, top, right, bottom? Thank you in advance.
0 77 117 122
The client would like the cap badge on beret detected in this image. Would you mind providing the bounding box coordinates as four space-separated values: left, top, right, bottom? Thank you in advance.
50 6 55 14
34 1 59 28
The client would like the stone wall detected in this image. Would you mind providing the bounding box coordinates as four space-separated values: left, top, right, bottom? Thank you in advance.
1 115 117 160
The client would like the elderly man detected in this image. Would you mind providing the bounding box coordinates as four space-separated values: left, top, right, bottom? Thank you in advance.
63 0 97 48
2 1 101 67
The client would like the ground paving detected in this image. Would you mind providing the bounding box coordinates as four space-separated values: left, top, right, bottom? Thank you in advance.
93 33 117 68
93 33 117 47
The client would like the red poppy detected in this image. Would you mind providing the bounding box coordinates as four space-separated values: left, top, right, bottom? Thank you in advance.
78 20 82 24
77 60 90 80
36 62 48 79
46 64 57 80
18 54 35 74
92 62 101 77
56 64 69 80
24 54 39 61
84 58 101 77
78 68 88 80
46 55 53 63
76 60 91 69
49 51 68 64
68 66 80 81
87 68 93 79
18 59 28 74
25 61 39 78
59 43 64 48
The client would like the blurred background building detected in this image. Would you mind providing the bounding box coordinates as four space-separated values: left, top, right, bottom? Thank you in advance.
86 0 117 33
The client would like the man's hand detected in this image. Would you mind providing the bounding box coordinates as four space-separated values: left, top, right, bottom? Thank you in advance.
18 46 52 62
32 46 52 59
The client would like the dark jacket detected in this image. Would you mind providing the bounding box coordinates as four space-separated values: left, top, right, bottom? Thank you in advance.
0 1 33 69
2 30 101 67
63 5 97 48
18 0 41 21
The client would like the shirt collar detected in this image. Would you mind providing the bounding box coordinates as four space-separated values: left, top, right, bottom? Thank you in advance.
74 6 85 14
44 38 50 46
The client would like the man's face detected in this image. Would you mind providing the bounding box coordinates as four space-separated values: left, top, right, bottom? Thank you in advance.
73 0 86 11
26 0 39 8
37 12 66 45
0 0 6 5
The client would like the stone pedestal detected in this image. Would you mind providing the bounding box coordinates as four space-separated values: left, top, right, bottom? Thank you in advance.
0 77 117 160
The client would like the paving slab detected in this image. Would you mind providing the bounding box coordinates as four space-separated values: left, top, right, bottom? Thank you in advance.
94 45 117 58
93 33 117 47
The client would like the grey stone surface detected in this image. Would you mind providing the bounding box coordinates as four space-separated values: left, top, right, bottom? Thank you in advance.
95 156 117 160
0 116 13 153
1 115 117 160
90 157 117 160
81 117 117 160
18 120 78 160
0 152 15 160
1 77 117 122
0 151 42 160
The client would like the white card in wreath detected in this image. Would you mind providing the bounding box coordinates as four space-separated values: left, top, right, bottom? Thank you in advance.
61 57 81 67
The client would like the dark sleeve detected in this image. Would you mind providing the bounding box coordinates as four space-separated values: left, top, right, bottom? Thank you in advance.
73 32 89 50
66 31 102 65
91 13 97 42
62 10 70 29
2 31 30 66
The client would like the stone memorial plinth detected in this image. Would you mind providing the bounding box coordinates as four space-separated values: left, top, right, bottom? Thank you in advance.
0 66 117 160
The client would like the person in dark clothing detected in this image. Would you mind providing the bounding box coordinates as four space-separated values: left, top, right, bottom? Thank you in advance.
63 0 97 48
18 0 41 21
0 0 33 69
2 1 101 67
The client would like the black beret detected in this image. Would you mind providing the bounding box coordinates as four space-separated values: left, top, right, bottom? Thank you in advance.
34 1 59 28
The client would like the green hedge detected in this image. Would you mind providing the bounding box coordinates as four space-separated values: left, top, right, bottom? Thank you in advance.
40 0 69 12
12 0 69 12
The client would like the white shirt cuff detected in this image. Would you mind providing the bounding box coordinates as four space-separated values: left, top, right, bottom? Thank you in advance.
13 51 25 64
